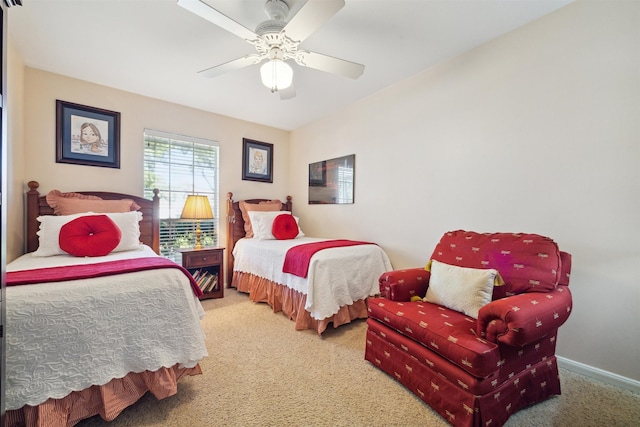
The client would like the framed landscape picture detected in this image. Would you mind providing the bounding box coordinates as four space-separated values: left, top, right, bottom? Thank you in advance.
56 100 121 168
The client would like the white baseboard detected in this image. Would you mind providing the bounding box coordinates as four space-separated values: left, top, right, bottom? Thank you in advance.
557 356 640 394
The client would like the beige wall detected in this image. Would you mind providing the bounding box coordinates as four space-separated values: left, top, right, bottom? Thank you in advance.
290 1 639 382
7 67 290 264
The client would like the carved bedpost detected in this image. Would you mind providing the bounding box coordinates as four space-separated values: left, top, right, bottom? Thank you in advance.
226 192 235 287
285 195 292 212
151 188 160 255
26 181 41 253
226 192 235 225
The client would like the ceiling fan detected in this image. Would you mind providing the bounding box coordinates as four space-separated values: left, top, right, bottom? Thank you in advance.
177 0 365 100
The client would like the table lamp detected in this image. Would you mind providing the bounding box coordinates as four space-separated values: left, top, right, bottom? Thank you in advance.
180 195 213 250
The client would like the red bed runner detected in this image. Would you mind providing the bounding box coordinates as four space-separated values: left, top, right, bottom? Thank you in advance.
6 257 203 297
282 239 375 278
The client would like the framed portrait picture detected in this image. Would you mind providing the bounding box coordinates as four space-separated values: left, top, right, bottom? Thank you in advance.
242 138 273 183
56 100 121 169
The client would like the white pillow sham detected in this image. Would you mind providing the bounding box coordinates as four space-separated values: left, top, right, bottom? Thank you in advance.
33 211 143 257
423 259 497 319
247 210 304 240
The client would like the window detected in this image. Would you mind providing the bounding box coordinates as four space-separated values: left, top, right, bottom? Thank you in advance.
143 129 219 259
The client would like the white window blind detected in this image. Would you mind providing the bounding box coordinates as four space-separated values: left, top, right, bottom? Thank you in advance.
143 129 219 259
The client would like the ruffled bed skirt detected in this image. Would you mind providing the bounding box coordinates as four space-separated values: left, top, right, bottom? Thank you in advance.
232 271 368 334
4 364 201 427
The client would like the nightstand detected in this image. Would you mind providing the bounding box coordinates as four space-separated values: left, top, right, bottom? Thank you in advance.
180 247 224 300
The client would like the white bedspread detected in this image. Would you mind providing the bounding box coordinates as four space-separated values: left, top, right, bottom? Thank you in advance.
5 246 208 410
233 237 392 320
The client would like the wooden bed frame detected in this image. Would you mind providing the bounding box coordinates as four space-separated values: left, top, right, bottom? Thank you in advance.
7 181 200 427
225 191 292 286
224 192 374 335
26 180 160 254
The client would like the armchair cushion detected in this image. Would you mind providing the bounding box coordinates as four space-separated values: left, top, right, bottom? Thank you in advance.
431 230 563 298
368 298 499 378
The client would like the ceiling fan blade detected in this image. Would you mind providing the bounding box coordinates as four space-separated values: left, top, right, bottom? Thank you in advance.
295 51 364 79
282 0 345 43
198 54 264 78
177 0 258 42
278 84 296 100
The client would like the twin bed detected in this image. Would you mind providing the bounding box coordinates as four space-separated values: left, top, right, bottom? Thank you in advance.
225 192 392 335
5 182 207 427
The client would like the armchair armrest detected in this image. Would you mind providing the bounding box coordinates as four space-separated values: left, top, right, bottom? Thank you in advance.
378 268 430 301
478 285 572 347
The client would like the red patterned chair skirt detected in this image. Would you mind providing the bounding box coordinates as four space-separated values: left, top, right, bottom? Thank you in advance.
365 321 561 427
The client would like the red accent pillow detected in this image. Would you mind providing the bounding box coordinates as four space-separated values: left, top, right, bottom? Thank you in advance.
59 215 122 257
272 214 298 240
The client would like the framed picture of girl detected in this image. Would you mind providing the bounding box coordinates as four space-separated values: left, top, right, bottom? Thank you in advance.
56 100 121 168
242 138 273 183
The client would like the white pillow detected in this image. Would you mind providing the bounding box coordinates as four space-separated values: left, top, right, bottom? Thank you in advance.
423 259 497 319
33 211 143 257
247 211 304 240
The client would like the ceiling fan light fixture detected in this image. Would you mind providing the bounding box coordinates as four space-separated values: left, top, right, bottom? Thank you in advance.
260 59 293 93
185 0 363 100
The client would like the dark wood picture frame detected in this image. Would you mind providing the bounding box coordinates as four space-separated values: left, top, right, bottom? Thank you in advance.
242 138 273 183
56 100 121 169
309 160 326 187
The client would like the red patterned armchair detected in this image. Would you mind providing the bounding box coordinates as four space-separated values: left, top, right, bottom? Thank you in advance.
365 230 572 427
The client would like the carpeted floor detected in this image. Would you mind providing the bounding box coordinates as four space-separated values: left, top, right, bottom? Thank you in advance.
78 290 640 427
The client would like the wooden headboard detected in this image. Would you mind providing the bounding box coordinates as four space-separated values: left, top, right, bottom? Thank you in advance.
26 180 161 254
225 191 292 286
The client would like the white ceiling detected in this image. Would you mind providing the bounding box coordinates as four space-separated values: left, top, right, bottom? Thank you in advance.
8 0 573 131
